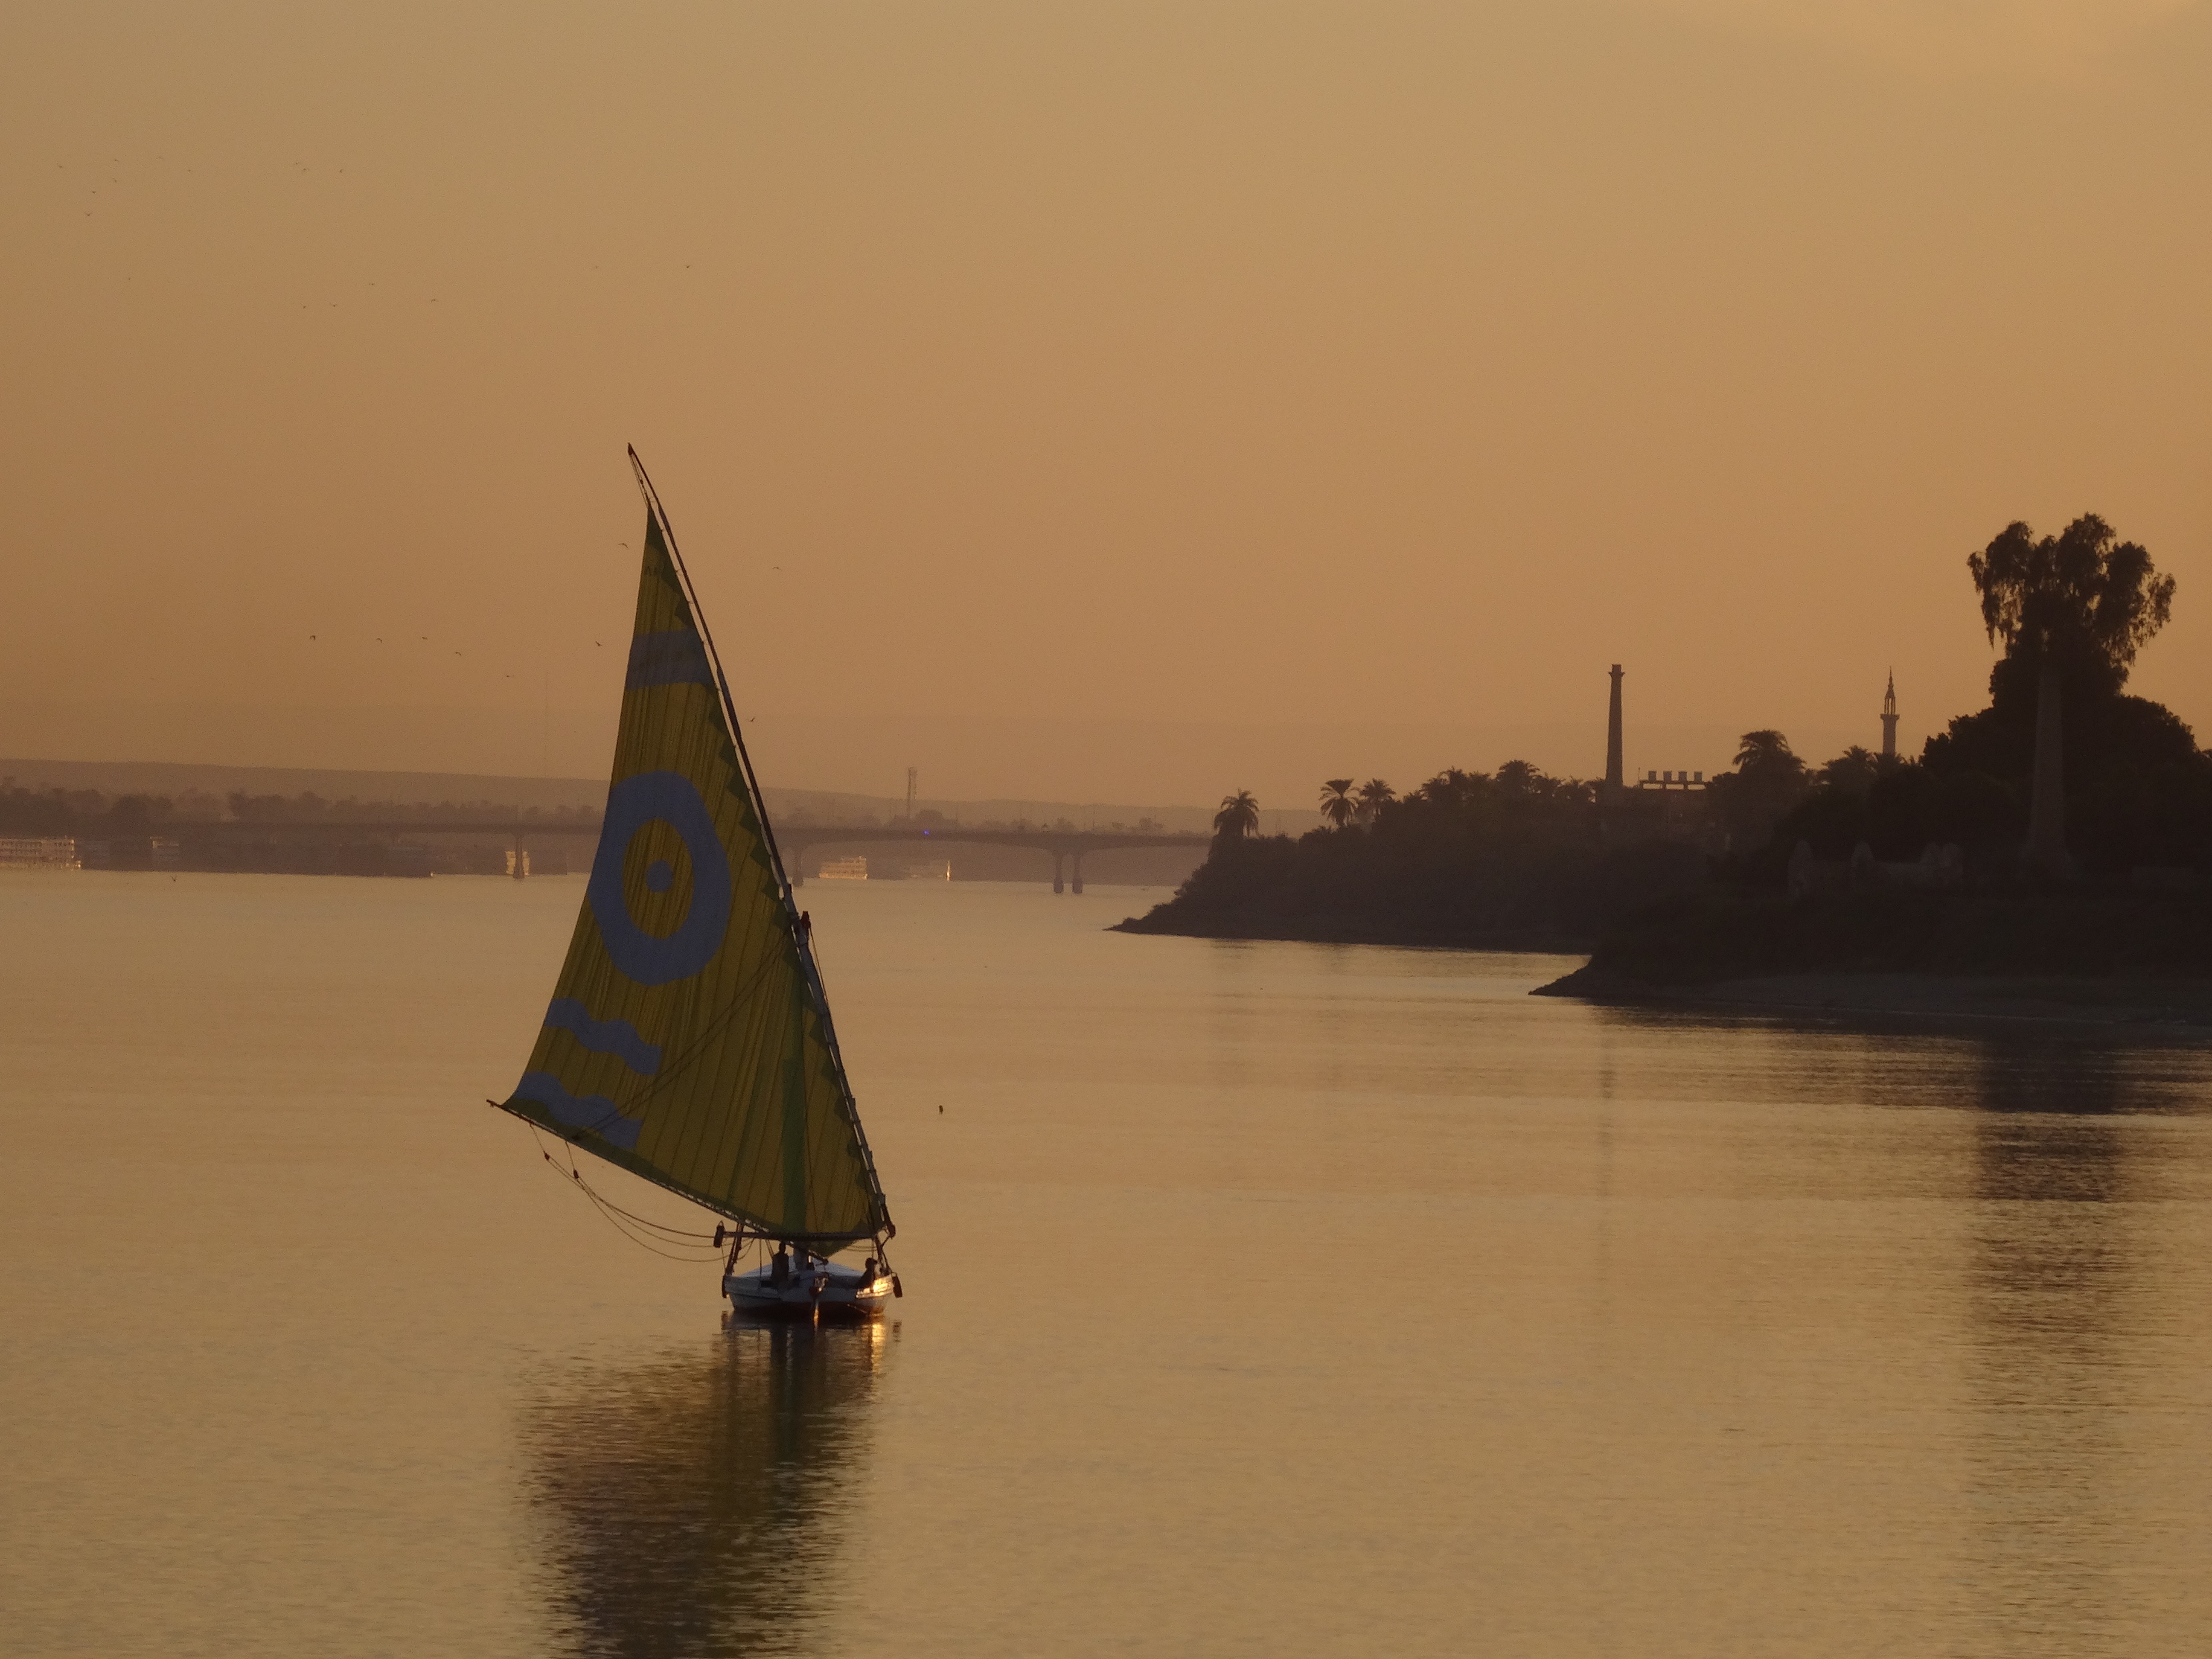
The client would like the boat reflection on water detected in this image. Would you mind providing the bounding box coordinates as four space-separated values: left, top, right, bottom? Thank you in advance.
519 1318 891 1658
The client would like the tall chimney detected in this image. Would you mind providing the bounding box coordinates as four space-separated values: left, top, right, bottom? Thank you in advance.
1605 664 1625 803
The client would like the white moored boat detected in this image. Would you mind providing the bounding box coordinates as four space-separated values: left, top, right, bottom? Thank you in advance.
490 449 902 1320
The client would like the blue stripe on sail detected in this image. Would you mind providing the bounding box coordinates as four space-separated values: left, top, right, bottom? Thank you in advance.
515 1072 643 1150
625 629 714 688
543 998 662 1075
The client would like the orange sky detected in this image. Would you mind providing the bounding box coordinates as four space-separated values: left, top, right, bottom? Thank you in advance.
4 1 2208 809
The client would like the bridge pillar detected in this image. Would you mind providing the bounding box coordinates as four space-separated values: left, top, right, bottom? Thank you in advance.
1050 852 1064 894
1070 852 1083 895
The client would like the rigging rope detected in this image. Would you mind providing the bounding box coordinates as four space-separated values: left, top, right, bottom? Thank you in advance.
522 1121 727 1262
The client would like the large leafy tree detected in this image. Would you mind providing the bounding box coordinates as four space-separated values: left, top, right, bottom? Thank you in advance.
1214 789 1261 840
1968 514 2174 705
1924 515 2197 871
1317 778 1356 829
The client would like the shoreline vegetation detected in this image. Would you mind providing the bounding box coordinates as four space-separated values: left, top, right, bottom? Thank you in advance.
1121 515 2212 1028
1111 768 1705 952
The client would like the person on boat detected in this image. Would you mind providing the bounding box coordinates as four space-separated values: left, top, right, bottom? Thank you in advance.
771 1246 790 1287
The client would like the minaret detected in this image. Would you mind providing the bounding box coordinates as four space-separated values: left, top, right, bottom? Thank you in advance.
1880 670 1898 761
1604 664 1624 803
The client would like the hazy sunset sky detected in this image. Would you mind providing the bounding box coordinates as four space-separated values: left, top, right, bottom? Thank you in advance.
4 1 2207 806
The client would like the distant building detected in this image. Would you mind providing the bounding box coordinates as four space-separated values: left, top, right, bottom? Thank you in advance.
0 837 78 868
1881 671 1899 760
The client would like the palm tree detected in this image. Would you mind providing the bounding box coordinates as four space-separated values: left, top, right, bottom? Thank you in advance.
1214 790 1260 840
1318 778 1356 829
1353 778 1394 824
1817 745 1880 795
1732 729 1803 782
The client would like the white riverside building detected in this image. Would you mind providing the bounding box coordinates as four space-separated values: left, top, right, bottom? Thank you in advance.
0 837 80 868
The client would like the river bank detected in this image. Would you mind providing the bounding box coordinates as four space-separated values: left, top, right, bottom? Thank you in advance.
1109 828 1705 952
1109 908 1592 952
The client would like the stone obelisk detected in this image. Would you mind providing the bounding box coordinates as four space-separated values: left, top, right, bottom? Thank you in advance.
2022 657 2071 877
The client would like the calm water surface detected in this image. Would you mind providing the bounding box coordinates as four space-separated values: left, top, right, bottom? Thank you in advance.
4 872 2211 1656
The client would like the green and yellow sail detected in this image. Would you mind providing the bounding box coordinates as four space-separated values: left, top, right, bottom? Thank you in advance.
498 460 889 1248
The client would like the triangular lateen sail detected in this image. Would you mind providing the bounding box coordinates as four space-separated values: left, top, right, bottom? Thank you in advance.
498 477 888 1247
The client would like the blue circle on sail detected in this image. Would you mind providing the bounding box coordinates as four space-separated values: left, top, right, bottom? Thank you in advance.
588 771 733 986
646 859 675 893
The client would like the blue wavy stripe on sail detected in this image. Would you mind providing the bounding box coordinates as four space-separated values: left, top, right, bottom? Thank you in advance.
543 998 662 1075
625 629 714 688
515 1072 643 1150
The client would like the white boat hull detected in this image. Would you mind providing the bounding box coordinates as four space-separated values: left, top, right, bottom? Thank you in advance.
725 1262 894 1320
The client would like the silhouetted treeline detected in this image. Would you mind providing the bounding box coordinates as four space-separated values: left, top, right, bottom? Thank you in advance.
1561 513 2212 988
0 781 598 837
0 781 594 877
1734 696 2212 881
1723 514 2207 881
1117 765 1705 948
0 783 219 837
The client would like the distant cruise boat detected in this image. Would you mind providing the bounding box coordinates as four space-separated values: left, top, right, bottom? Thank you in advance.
489 450 899 1321
816 856 869 881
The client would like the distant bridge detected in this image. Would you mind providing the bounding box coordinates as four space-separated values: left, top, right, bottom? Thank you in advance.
185 818 1213 894
775 824 1212 893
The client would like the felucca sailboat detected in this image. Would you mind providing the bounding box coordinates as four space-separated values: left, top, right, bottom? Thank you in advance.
491 451 899 1318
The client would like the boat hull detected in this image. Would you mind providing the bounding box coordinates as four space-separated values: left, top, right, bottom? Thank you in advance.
725 1266 893 1321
